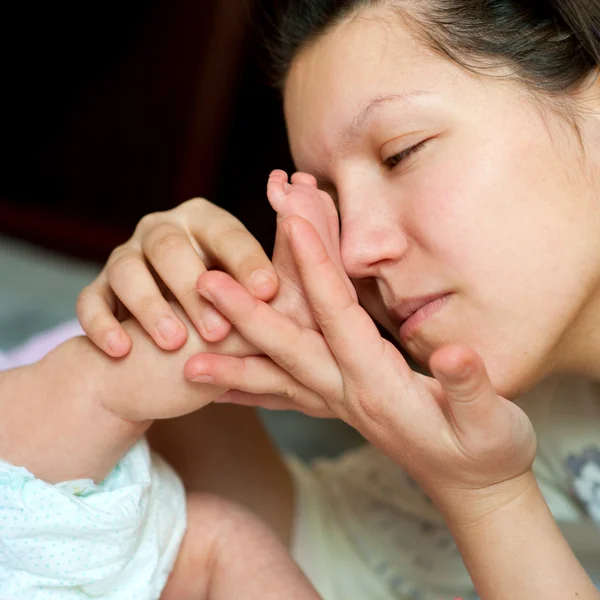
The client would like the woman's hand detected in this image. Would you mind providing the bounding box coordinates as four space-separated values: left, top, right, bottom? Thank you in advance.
193 214 537 503
76 198 279 357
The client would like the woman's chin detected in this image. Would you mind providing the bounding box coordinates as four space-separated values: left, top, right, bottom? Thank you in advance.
406 336 543 400
380 317 548 399
480 353 549 401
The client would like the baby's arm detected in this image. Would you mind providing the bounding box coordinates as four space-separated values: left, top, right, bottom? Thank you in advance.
162 493 320 600
0 333 145 483
0 304 247 483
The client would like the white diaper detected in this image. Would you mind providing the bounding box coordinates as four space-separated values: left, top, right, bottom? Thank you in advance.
0 438 186 599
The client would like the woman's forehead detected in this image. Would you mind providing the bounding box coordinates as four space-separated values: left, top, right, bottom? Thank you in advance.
282 7 454 169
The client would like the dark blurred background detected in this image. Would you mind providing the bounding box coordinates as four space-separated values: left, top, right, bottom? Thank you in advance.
0 1 368 458
0 0 295 262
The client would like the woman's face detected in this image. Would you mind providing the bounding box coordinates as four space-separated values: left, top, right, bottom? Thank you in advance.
283 4 600 397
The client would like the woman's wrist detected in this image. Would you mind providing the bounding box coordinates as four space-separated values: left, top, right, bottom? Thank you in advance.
0 335 150 484
431 470 538 530
438 471 599 599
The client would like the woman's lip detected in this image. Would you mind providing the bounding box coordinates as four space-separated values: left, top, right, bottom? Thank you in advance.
398 293 452 342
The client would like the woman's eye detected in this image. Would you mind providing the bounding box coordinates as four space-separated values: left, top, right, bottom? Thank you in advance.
383 140 427 170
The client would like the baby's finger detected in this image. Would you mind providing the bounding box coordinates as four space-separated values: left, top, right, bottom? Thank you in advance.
76 277 131 357
107 247 187 350
197 270 344 401
184 353 330 416
187 199 279 301
141 222 231 341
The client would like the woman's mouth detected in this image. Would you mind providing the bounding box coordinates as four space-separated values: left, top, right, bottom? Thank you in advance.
397 293 452 342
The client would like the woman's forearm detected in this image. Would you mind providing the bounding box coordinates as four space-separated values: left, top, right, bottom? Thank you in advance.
443 472 599 599
0 335 150 484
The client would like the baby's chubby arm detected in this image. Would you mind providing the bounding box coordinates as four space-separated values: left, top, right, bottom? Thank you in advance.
0 304 256 484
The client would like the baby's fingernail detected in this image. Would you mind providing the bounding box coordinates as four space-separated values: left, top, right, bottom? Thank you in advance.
203 305 227 334
105 329 125 353
250 269 276 294
157 316 181 341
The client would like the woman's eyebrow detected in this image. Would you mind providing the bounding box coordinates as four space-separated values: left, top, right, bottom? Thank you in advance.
341 91 430 146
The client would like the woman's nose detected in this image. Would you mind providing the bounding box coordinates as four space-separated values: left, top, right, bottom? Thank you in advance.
340 209 409 279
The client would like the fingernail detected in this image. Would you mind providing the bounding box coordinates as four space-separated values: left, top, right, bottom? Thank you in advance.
203 305 226 334
250 269 275 294
105 329 124 353
157 316 181 341
192 373 213 383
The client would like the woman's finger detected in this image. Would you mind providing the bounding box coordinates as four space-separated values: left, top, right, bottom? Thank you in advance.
271 174 356 300
106 246 188 350
76 274 132 357
141 221 231 341
429 345 534 453
214 390 334 418
429 345 537 486
284 216 409 380
183 198 279 301
429 345 499 437
184 353 330 416
196 270 344 401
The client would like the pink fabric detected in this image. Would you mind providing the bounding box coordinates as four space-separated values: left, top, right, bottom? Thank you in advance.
0 320 84 371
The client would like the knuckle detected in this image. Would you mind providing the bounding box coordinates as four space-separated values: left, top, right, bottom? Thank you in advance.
178 197 210 214
273 380 298 400
85 309 110 336
136 293 163 316
107 243 130 263
136 211 166 233
312 298 351 330
148 227 189 255
180 283 201 301
355 394 386 424
274 351 300 375
342 379 386 424
212 226 251 256
75 286 94 311
275 327 310 374
107 253 142 278
75 288 100 323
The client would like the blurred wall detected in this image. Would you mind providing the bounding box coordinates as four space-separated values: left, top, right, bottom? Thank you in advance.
0 0 294 261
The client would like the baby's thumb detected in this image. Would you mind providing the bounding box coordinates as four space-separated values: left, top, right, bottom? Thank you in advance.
429 345 497 437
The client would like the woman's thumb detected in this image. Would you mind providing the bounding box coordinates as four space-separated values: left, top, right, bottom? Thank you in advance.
429 345 497 436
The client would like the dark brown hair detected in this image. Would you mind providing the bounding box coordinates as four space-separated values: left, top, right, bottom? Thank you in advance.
269 0 600 96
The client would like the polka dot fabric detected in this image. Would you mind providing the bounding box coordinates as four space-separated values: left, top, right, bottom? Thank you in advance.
0 438 186 599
